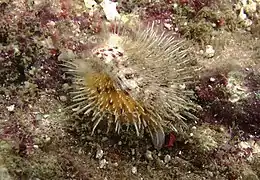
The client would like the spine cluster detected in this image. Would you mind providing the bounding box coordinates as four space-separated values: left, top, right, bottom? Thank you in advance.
63 21 200 149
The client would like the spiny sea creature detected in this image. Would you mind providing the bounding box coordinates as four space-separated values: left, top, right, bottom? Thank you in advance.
62 21 200 149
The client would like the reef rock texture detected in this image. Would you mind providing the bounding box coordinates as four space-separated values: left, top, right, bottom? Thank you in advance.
0 0 260 179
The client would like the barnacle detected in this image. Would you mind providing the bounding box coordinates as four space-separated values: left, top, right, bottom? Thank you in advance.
62 21 200 149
